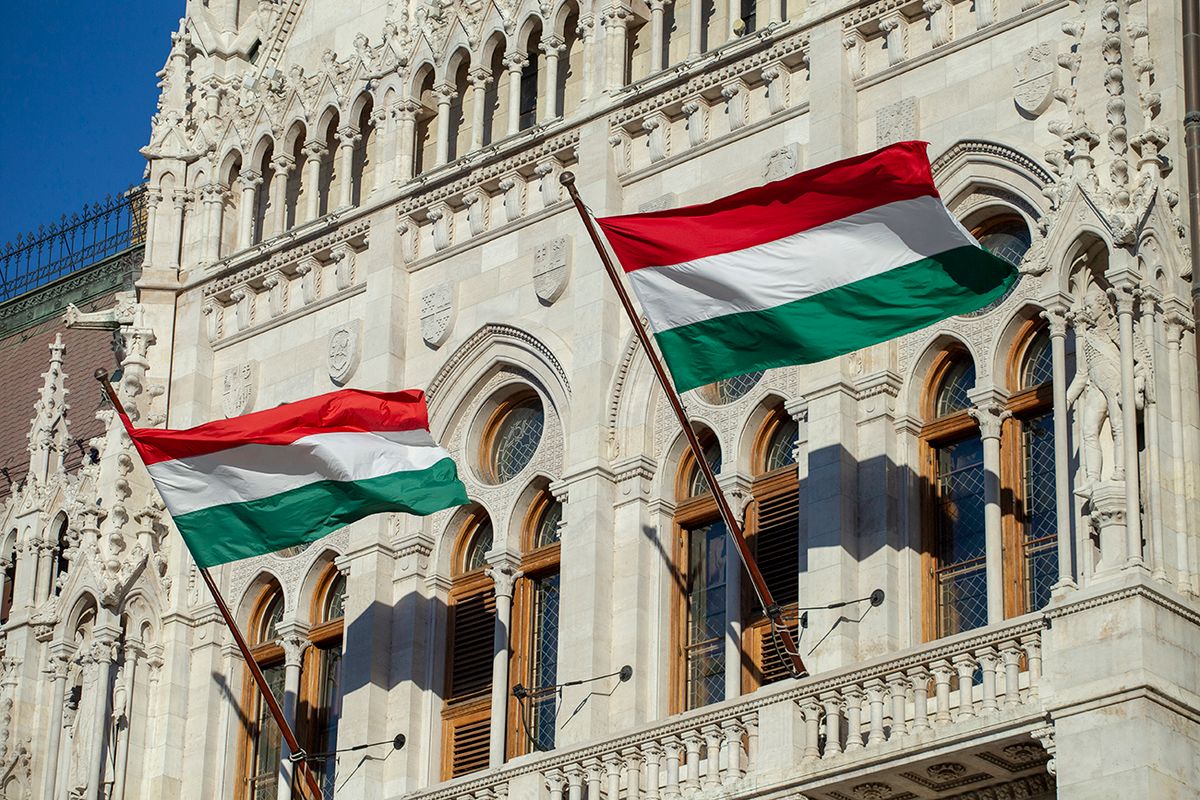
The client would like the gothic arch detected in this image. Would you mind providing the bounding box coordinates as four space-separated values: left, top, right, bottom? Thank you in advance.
234 570 286 631
606 333 660 461
932 139 1050 220
297 548 344 624
736 392 791 468
991 302 1049 394
902 332 981 419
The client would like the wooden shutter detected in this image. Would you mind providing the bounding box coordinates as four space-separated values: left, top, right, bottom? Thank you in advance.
446 706 492 778
448 589 496 701
745 474 800 689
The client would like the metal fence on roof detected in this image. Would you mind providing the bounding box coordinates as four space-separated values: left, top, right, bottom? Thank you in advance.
0 185 147 302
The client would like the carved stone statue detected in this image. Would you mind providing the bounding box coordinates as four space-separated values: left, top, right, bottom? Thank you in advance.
1066 286 1126 495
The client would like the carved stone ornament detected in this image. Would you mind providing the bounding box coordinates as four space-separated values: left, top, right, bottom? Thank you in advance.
221 361 258 418
639 193 677 213
763 143 800 182
876 97 919 147
420 282 455 348
533 236 571 304
327 320 361 385
1014 42 1056 116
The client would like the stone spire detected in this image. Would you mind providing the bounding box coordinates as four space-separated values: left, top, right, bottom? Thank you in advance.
25 334 70 484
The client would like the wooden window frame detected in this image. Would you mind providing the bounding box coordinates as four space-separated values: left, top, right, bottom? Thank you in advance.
235 583 286 800
478 392 543 485
507 491 563 758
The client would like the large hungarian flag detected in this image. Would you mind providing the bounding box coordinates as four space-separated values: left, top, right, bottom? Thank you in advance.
595 141 1018 392
121 389 468 567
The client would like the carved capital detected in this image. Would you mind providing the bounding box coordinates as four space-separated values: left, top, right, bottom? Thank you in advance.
968 401 1011 440
485 560 523 598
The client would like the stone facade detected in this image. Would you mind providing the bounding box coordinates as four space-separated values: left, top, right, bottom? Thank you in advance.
1 0 1198 797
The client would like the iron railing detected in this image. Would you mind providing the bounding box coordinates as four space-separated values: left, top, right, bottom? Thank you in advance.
0 186 147 302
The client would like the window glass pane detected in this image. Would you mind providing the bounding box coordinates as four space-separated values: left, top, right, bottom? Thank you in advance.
685 521 726 710
699 370 763 404
935 360 975 418
491 399 544 483
686 440 722 498
528 573 560 751
935 436 987 635
533 500 563 549
1021 331 1053 389
977 218 1032 267
763 418 799 472
464 518 493 573
324 574 347 622
249 663 286 799
1022 412 1058 611
311 646 342 798
258 594 283 644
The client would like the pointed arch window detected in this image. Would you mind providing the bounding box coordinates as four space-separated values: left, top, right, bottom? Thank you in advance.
744 409 801 690
442 510 497 779
673 433 727 711
511 492 563 755
922 353 987 638
239 584 286 800
302 567 346 798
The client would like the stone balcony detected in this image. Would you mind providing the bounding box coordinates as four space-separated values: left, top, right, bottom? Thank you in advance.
404 614 1054 800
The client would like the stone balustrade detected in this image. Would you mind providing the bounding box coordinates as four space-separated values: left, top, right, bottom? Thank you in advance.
403 616 1046 800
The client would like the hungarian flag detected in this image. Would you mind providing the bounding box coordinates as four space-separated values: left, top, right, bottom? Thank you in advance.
121 389 468 568
595 141 1018 392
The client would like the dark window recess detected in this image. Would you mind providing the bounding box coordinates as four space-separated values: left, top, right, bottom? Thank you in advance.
519 54 539 129
739 0 757 33
247 39 262 64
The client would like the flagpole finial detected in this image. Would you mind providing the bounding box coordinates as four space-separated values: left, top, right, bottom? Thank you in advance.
559 171 575 187
93 368 109 382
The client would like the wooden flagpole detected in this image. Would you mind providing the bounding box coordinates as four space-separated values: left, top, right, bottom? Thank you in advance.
559 172 809 679
94 369 326 800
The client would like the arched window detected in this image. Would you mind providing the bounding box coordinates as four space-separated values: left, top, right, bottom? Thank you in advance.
239 583 286 800
511 492 563 754
1005 325 1058 614
49 516 70 597
674 433 727 711
974 215 1032 267
744 408 801 690
481 393 545 484
302 568 346 798
923 353 987 638
697 370 764 405
443 510 497 779
0 533 16 626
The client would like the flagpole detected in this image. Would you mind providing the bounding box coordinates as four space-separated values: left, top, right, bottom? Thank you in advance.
559 172 809 679
94 370 326 800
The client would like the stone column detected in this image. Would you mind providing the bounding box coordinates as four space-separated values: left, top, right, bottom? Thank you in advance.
141 188 162 267
1164 304 1196 593
541 36 565 121
689 0 703 57
276 626 310 800
168 189 189 268
269 154 295 235
469 68 492 151
649 0 666 72
336 126 360 208
1108 275 1146 569
35 541 52 606
302 141 327 221
395 101 419 182
42 647 72 800
578 16 597 104
1042 299 1078 594
485 558 522 768
111 640 142 800
1139 289 1168 582
602 6 630 92
84 632 118 800
200 183 224 265
369 107 391 193
969 391 1010 625
433 84 457 165
719 475 749 703
235 170 262 250
504 53 528 137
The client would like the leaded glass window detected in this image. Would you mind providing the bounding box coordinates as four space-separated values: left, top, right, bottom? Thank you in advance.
763 418 799 472
527 573 560 751
257 593 283 644
977 217 1032 267
311 646 342 798
934 436 988 635
323 574 347 622
533 501 562 549
935 360 975 418
699 371 764 405
1021 331 1053 389
684 521 727 710
247 663 286 800
685 439 722 498
1021 413 1058 611
463 517 493 573
488 397 544 483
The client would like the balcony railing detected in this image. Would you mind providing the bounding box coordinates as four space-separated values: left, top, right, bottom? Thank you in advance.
405 615 1046 799
0 186 147 302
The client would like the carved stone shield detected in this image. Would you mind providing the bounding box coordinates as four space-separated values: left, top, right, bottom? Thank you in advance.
420 283 455 348
876 97 919 147
533 237 571 304
763 144 800 182
221 361 258 418
1014 43 1056 116
328 320 361 385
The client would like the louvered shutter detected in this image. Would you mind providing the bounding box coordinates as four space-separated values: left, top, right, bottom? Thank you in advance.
754 488 800 606
448 590 496 701
448 712 492 777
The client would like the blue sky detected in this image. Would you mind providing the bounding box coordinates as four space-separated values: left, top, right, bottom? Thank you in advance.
0 3 184 247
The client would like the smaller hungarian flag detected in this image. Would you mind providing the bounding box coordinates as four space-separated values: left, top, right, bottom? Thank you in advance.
595 141 1018 392
121 389 468 568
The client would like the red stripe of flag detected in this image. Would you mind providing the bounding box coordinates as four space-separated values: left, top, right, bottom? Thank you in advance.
126 388 431 465
596 141 940 272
